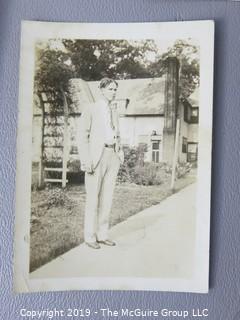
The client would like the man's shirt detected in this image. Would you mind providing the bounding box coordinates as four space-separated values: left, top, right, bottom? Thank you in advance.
100 99 116 144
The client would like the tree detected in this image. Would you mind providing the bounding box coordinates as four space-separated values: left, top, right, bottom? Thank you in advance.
35 38 199 102
63 39 155 80
148 39 199 99
34 41 75 111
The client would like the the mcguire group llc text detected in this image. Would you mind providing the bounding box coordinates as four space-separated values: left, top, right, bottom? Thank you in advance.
20 307 209 318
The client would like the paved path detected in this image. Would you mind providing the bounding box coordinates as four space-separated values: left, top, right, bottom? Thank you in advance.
31 183 196 280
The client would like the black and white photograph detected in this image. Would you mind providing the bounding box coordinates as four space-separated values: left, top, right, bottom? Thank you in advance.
14 21 214 293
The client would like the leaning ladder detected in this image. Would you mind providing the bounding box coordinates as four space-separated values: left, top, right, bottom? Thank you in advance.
38 91 69 188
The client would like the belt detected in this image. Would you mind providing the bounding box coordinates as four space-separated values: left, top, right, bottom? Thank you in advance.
104 143 115 149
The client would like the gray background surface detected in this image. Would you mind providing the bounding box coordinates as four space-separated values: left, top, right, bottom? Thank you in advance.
0 1 240 319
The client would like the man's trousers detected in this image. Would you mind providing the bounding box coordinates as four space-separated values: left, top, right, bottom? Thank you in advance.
84 147 120 243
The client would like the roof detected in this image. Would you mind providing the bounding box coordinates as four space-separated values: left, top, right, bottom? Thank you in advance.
68 77 166 116
34 79 199 117
88 77 165 116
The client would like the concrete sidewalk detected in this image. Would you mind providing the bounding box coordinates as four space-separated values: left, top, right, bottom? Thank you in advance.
31 183 196 280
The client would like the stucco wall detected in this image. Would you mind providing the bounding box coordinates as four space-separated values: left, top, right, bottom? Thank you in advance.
188 123 199 142
119 116 164 161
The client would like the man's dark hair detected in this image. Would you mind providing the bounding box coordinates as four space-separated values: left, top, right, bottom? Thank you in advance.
99 78 118 89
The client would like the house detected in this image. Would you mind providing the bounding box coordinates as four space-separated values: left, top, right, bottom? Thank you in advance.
32 58 199 175
86 77 165 163
178 88 199 163
86 57 199 164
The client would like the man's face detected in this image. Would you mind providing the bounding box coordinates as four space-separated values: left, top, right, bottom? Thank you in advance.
100 82 118 102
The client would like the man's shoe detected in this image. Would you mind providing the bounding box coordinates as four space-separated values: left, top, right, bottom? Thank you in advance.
97 240 116 246
85 242 101 249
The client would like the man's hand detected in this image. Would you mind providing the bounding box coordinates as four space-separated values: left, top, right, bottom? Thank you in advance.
81 162 94 174
85 163 94 174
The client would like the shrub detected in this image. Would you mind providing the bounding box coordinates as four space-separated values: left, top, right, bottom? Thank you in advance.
176 162 192 178
132 163 163 186
37 188 75 210
117 144 148 183
117 145 169 185
67 158 81 172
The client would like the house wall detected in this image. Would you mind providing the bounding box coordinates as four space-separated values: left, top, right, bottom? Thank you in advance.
32 106 198 166
178 103 188 163
119 116 164 162
33 113 166 164
32 76 199 168
188 124 199 142
178 103 199 163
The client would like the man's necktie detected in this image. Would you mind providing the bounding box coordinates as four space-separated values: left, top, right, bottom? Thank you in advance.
108 102 116 130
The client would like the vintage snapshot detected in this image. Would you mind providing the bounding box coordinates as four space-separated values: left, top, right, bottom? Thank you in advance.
14 20 214 293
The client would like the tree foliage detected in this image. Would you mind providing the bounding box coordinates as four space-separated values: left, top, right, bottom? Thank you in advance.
148 40 199 98
34 38 199 110
62 39 155 80
34 42 75 109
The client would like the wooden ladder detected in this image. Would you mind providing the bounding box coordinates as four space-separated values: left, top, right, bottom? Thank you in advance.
44 167 69 187
38 90 69 188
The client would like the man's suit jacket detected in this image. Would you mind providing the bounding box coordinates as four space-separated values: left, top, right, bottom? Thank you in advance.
78 99 123 171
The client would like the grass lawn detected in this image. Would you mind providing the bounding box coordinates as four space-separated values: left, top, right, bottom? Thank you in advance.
30 172 196 272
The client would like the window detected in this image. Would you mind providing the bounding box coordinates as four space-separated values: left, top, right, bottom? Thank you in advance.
187 142 198 162
152 142 160 150
152 141 160 163
184 102 199 124
191 108 199 123
182 137 187 153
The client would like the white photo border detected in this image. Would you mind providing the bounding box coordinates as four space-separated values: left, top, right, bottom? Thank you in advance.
14 20 214 293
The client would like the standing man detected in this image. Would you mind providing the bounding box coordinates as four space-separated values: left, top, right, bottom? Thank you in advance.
78 78 123 249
